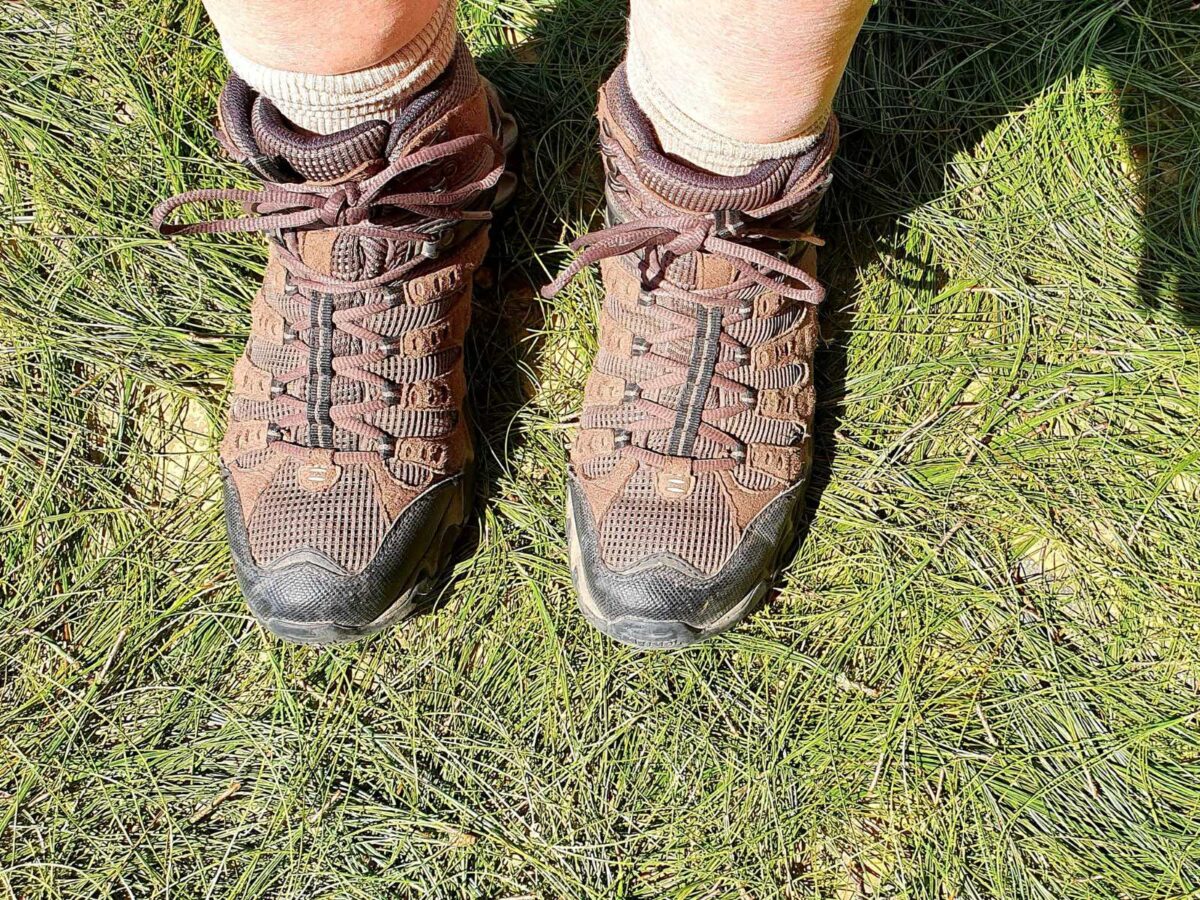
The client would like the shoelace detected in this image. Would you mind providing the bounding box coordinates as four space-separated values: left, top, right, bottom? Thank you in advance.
153 131 505 459
543 196 825 474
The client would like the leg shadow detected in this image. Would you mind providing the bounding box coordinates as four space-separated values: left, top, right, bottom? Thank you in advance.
1109 4 1200 325
439 0 1195 613
832 0 1198 326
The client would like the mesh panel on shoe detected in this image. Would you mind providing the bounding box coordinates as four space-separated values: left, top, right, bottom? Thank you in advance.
248 340 304 374
233 397 297 423
598 470 737 574
248 460 387 573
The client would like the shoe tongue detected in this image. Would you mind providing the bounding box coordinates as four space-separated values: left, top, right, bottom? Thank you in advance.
250 99 392 182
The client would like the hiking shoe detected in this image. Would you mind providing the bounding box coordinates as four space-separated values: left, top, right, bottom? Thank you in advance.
544 65 837 649
153 42 517 643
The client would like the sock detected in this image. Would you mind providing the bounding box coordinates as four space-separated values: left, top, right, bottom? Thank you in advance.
222 0 457 134
624 38 822 177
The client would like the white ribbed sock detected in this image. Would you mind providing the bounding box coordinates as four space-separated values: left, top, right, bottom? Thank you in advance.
625 38 822 177
223 0 458 135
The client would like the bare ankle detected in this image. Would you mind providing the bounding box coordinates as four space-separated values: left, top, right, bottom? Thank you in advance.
206 0 446 75
626 0 870 172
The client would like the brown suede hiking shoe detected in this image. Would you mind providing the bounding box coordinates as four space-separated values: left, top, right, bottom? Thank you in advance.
544 66 837 649
154 43 517 643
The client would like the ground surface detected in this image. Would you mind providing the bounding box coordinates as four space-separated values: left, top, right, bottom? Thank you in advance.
3 1 1200 897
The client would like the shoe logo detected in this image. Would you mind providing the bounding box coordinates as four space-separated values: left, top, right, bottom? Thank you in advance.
573 429 616 459
232 357 273 401
747 443 810 482
404 320 453 356
393 440 450 472
656 468 696 499
223 420 269 457
758 378 813 420
296 450 342 492
408 380 451 408
251 300 287 344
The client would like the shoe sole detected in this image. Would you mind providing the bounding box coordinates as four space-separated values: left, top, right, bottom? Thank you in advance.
565 478 805 650
253 81 519 645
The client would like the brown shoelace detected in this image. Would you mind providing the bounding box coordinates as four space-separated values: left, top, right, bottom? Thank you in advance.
153 132 505 459
543 197 825 474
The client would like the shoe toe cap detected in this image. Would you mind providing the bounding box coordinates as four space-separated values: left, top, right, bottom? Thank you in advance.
223 471 466 643
566 476 805 648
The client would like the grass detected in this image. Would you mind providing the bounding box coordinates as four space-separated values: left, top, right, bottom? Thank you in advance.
2 0 1200 896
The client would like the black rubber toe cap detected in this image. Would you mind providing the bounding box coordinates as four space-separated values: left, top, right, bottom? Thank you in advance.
567 475 807 648
223 470 467 643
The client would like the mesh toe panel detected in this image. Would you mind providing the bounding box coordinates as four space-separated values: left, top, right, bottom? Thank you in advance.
247 461 387 574
598 470 737 575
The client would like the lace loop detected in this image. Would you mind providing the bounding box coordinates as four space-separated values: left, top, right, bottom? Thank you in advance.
152 132 504 245
542 212 823 305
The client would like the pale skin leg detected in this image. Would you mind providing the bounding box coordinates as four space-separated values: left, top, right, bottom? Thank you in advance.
202 0 869 140
628 0 873 143
202 0 442 74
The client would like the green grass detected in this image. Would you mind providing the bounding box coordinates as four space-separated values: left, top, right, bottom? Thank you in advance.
3 0 1200 896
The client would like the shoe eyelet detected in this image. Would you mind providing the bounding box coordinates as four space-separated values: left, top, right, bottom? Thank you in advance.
613 430 631 449
734 348 750 365
730 442 747 463
623 382 641 402
637 290 655 308
630 336 650 357
266 424 283 442
712 209 745 239
381 385 400 407
269 382 285 398
378 435 396 459
282 325 297 344
380 339 402 358
739 388 757 406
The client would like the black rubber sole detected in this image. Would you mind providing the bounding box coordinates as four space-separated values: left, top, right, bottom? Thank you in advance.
566 480 806 650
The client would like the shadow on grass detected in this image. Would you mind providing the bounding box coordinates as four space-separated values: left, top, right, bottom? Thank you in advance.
799 0 1200 597
832 0 1199 324
413 0 628 605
